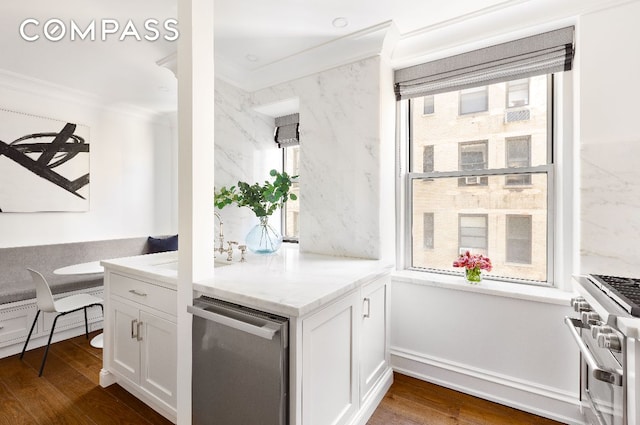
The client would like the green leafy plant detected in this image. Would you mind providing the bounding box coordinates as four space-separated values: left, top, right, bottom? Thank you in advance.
214 169 298 217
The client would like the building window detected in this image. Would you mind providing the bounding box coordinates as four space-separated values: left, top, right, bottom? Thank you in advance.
423 213 434 248
507 79 529 108
506 215 532 264
282 145 300 242
459 214 488 254
459 141 488 186
423 145 434 172
459 86 488 115
406 74 550 283
423 95 434 115
505 136 531 185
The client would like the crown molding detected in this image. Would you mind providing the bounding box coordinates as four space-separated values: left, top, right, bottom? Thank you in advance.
216 21 396 92
0 68 165 120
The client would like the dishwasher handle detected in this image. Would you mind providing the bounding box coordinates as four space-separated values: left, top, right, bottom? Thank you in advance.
188 304 278 340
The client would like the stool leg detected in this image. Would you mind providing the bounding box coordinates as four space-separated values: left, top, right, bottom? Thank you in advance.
20 310 40 360
39 314 60 377
84 307 89 339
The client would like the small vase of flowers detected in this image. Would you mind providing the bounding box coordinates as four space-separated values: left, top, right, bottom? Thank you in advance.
214 169 297 254
453 251 492 284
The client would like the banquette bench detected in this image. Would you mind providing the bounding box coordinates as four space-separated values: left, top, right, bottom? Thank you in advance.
0 236 166 358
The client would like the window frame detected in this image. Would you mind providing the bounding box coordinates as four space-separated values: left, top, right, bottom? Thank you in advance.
400 75 556 286
281 146 300 243
458 214 488 252
506 78 530 108
422 95 435 115
505 136 532 186
423 212 434 249
459 86 488 115
505 214 533 264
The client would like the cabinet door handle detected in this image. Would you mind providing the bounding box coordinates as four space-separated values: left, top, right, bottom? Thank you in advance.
131 319 138 339
129 289 147 297
136 321 143 341
363 297 371 318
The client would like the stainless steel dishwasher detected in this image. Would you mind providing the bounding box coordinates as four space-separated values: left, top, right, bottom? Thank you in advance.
188 296 289 425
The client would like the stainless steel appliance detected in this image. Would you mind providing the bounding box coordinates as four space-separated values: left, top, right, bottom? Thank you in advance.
567 274 640 425
189 296 289 425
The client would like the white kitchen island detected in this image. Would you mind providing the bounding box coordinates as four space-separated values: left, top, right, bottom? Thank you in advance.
99 245 393 425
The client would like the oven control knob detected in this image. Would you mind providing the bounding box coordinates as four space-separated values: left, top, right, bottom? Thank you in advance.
591 325 612 339
570 297 585 308
597 332 622 352
581 311 600 327
573 300 592 313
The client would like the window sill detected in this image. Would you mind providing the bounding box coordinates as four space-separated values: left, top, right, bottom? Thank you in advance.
391 269 574 306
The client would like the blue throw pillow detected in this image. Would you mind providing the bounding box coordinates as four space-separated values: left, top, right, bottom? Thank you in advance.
147 235 178 253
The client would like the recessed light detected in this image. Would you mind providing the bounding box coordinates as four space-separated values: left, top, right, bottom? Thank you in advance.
332 17 349 28
245 54 259 62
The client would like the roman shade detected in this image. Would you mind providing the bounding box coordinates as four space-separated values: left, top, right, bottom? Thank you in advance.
394 26 574 100
274 113 299 148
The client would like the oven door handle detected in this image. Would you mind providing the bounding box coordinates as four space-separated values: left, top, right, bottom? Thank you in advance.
564 317 623 386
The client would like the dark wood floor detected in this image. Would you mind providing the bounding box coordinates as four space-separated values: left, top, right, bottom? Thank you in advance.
0 330 172 425
368 373 564 425
1 331 563 424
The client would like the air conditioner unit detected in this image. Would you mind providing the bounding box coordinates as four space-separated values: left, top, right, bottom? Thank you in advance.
505 109 530 123
465 176 480 185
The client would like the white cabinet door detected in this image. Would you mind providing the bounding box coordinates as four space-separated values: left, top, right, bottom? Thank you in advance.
140 310 177 407
111 298 141 384
302 291 359 425
360 277 388 403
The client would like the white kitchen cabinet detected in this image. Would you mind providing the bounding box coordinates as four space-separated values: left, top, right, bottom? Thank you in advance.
102 271 177 423
359 276 388 404
302 290 359 425
299 274 391 425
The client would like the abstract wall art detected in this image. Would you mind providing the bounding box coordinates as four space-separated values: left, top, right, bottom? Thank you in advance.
0 109 90 212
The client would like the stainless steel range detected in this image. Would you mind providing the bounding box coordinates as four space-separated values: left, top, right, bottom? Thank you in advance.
567 275 640 425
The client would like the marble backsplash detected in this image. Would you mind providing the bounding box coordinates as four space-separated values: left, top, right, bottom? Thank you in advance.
215 56 390 260
214 78 281 245
580 140 640 277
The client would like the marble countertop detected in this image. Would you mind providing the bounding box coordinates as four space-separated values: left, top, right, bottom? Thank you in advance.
101 245 392 317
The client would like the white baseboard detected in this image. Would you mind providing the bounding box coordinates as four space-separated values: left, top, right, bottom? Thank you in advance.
391 347 586 425
0 320 103 359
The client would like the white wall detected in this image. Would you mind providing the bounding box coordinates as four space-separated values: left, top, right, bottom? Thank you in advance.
0 73 177 248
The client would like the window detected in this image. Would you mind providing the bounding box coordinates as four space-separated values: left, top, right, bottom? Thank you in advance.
459 214 488 253
506 215 532 264
396 26 574 285
423 213 434 248
459 86 488 115
459 141 488 186
423 95 434 115
423 145 434 172
406 75 550 283
507 79 529 107
505 136 531 185
283 145 300 241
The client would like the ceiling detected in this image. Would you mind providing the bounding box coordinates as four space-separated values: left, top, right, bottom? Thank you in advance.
0 0 625 113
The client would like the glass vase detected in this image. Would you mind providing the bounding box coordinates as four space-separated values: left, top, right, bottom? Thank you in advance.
465 267 482 284
245 216 283 254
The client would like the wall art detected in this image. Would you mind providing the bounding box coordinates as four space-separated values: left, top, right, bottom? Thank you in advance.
0 109 90 212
